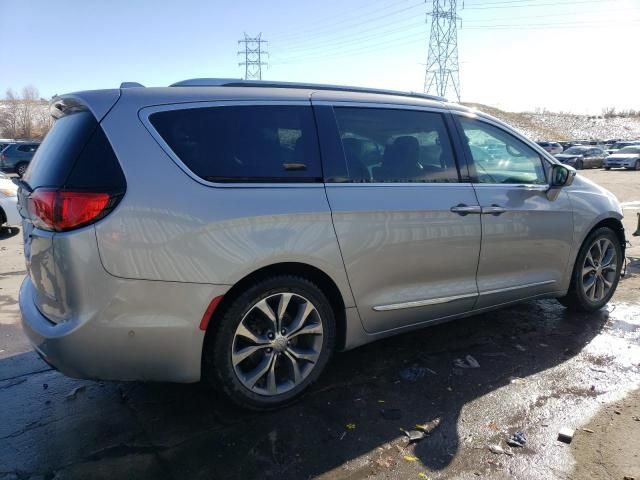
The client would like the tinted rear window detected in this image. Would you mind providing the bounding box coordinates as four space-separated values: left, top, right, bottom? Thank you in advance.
24 111 97 188
149 105 322 183
23 110 125 191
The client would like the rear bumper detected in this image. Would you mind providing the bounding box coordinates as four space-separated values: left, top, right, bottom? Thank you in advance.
19 275 229 383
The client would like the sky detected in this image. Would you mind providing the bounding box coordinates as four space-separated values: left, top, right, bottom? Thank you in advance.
1 0 639 114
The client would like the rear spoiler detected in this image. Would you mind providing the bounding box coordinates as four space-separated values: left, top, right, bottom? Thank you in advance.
49 89 121 122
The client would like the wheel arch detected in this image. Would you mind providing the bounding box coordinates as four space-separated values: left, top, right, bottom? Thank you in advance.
202 262 348 352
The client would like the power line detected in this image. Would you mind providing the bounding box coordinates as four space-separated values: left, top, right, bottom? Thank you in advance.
238 33 268 80
424 0 461 101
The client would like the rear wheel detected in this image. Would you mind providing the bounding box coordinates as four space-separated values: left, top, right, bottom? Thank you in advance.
635 160 640 171
204 275 336 410
15 162 28 177
558 227 622 312
604 167 611 170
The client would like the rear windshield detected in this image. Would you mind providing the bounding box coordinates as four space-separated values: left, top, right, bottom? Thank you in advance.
149 105 322 183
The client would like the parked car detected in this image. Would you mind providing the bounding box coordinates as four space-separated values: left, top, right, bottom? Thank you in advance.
603 145 640 170
18 79 625 409
0 142 40 176
536 141 563 155
0 171 19 228
0 142 14 152
554 146 607 169
606 140 640 155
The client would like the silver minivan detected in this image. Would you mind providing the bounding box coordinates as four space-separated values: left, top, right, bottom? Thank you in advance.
18 80 625 409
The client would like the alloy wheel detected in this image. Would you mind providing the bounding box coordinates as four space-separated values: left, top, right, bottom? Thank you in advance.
581 237 618 302
231 292 324 396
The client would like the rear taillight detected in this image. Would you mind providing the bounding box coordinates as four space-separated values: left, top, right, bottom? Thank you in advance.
27 188 120 231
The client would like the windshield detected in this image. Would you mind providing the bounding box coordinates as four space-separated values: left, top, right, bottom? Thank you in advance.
563 147 589 154
618 146 640 154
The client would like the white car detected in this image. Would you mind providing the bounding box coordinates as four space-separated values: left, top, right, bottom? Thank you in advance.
536 141 563 155
0 172 19 228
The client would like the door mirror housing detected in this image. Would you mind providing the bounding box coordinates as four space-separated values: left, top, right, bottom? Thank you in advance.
550 163 575 187
547 164 576 200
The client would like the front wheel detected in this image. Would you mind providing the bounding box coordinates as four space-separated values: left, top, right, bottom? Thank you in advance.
604 167 611 171
635 161 640 171
558 227 622 312
204 275 336 410
575 160 583 170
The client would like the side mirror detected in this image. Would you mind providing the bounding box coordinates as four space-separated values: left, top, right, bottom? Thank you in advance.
547 164 576 200
550 163 575 187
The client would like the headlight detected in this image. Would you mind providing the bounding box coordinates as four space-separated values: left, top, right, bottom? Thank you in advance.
0 187 17 197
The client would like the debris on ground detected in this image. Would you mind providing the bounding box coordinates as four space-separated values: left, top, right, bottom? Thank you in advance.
399 366 428 382
582 428 595 433
514 344 527 352
557 428 575 444
454 355 480 369
42 383 48 390
509 377 526 385
488 444 513 456
345 423 356 430
401 428 426 443
415 418 441 434
65 385 86 400
403 455 418 462
418 473 430 479
506 431 527 448
381 408 402 420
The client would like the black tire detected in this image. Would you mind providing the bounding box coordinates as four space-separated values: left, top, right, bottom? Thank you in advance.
575 160 583 170
635 161 640 171
203 275 336 410
15 162 28 177
604 167 611 171
557 227 623 312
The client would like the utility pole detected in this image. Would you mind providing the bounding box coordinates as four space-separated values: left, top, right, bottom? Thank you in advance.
238 33 268 80
423 0 461 101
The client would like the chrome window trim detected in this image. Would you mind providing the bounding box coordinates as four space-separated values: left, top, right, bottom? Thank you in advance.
138 100 324 189
325 182 474 189
372 279 557 312
311 100 447 114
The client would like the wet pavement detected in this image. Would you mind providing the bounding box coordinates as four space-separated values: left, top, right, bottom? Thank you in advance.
1 169 639 480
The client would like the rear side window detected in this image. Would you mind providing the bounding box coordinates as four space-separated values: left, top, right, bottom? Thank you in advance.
149 105 322 183
23 110 125 191
17 144 38 153
333 107 459 183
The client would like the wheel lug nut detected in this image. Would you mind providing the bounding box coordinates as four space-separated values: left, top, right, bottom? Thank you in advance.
266 348 272 353
281 329 287 335
267 332 274 339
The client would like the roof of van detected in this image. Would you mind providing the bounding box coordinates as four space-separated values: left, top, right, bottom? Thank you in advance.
54 78 484 123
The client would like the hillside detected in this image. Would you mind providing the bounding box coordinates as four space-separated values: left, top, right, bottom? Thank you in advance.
463 103 640 142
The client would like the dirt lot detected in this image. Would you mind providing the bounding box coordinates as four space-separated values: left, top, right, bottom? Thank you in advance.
0 169 639 480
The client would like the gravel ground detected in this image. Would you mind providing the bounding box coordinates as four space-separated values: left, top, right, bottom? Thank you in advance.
0 169 638 480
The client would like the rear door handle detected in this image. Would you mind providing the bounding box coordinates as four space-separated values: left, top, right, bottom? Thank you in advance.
450 204 482 215
482 205 507 215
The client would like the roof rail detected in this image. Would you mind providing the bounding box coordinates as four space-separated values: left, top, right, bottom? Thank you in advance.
169 78 448 102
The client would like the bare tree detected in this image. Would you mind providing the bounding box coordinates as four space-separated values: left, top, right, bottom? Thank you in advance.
0 89 20 139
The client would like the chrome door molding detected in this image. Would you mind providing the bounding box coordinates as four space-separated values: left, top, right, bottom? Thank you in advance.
372 279 557 312
480 279 556 296
373 292 479 311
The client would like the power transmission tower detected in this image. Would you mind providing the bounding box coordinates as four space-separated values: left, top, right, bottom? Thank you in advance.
238 33 268 80
423 0 461 101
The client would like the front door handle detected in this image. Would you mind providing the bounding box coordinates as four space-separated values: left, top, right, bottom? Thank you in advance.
482 205 507 215
450 204 482 215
